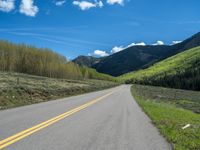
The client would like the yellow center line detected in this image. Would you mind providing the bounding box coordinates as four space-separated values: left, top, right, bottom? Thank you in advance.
0 91 114 149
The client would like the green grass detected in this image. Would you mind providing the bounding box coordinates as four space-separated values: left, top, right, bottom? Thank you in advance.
0 71 118 110
131 85 200 150
119 46 200 82
132 84 200 113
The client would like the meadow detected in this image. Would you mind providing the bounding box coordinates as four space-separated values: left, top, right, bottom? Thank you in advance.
0 72 118 110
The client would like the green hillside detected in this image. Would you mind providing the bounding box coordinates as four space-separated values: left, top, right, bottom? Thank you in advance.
73 55 101 67
120 46 200 90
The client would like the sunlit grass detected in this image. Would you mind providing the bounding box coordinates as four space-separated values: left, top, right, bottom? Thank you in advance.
131 85 200 150
119 46 200 82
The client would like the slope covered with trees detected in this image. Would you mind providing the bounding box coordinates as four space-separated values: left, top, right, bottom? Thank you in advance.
73 32 200 76
120 46 200 90
73 55 101 67
0 41 116 81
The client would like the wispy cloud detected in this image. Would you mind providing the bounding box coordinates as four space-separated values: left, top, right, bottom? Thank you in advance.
171 41 182 45
54 0 66 6
176 21 200 24
0 26 88 32
126 21 140 26
0 30 111 46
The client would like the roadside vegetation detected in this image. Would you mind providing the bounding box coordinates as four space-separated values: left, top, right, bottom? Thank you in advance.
0 72 118 110
131 84 200 150
0 40 116 82
121 46 200 91
0 41 119 109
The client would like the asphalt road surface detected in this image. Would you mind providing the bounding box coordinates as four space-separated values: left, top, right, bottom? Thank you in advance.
0 85 171 150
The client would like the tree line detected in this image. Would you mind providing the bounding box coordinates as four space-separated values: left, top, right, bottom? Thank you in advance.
126 60 200 91
0 41 116 81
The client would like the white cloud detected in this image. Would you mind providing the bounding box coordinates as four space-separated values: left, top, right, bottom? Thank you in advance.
98 1 103 7
90 41 147 56
172 41 182 45
111 46 124 53
73 1 103 10
0 0 15 12
93 50 109 57
107 0 124 5
20 0 39 17
111 42 146 54
127 42 146 47
152 40 164 46
54 0 66 6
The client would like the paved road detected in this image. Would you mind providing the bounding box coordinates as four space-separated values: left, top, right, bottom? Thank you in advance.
0 85 171 150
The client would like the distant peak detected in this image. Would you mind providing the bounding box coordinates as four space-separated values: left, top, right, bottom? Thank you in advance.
192 32 200 37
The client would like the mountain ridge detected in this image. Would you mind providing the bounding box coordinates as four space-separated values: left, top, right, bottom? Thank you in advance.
73 32 200 76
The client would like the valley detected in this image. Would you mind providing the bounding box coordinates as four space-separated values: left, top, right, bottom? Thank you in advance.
1 1 200 149
0 33 200 150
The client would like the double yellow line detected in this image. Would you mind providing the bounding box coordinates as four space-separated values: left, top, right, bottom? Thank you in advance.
0 91 114 149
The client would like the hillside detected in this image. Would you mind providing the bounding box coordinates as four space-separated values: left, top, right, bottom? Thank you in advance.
0 41 116 82
73 55 101 67
93 45 170 76
120 46 200 90
73 32 200 76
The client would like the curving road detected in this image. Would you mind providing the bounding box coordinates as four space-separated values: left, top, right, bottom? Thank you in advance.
0 85 171 150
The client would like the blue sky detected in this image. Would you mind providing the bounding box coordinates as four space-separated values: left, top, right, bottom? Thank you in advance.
0 0 200 59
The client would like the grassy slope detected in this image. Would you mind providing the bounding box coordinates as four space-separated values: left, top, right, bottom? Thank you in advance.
0 72 118 110
131 84 200 150
119 46 200 81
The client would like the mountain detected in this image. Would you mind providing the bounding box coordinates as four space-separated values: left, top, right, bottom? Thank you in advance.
72 55 101 67
73 32 200 76
120 46 200 90
93 45 171 76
